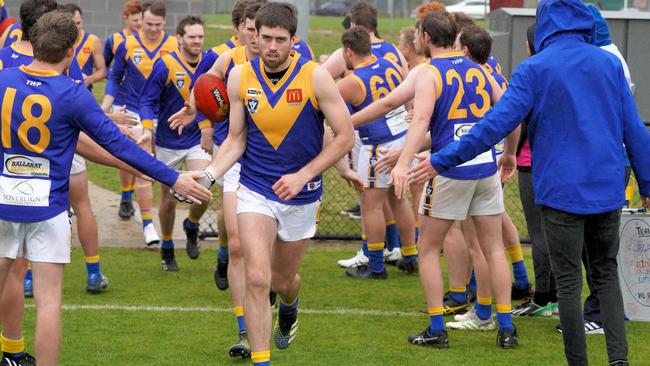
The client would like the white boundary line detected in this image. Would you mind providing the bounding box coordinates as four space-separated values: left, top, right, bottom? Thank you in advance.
25 303 421 317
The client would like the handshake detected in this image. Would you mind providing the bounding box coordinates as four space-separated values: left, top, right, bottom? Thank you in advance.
171 169 217 204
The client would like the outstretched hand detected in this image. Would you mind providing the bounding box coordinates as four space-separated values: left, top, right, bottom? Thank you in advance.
169 101 197 135
171 170 214 204
375 147 402 174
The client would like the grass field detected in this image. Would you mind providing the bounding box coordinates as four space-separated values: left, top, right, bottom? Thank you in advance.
21 246 650 365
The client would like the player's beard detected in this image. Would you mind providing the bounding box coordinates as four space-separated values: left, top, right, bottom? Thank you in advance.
263 49 288 69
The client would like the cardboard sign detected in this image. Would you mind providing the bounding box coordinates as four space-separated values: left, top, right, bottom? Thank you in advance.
618 213 650 321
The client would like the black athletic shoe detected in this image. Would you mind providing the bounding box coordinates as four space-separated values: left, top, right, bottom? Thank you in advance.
214 259 229 291
183 219 200 259
340 203 361 219
497 326 519 348
1 352 36 366
274 308 299 350
161 248 179 272
408 328 449 348
345 265 388 279
396 258 419 274
443 294 470 315
609 360 629 366
270 291 277 307
228 331 251 359
511 282 534 301
118 200 134 220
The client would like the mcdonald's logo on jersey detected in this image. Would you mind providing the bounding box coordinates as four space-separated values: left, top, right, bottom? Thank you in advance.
286 88 302 105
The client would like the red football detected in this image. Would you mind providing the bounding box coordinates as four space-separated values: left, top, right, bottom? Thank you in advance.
194 73 229 123
0 17 17 39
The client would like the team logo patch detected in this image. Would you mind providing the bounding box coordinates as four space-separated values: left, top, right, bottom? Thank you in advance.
454 123 473 139
3 155 50 177
286 89 302 105
246 88 262 97
83 46 91 54
132 49 143 64
175 71 186 88
0 176 50 207
247 98 259 114
306 179 322 191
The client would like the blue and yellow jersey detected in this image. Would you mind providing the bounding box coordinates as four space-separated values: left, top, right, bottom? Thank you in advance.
371 39 403 68
292 37 315 61
0 22 21 48
106 31 178 122
483 62 508 156
0 44 84 82
103 29 131 107
213 45 250 145
211 36 240 57
73 30 100 82
427 52 496 180
0 66 178 223
349 56 407 145
486 55 503 78
238 52 324 205
1 0 7 20
140 50 216 150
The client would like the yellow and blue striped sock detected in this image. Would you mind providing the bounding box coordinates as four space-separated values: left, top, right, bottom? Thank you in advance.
217 231 229 261
120 185 132 202
251 350 270 366
496 304 513 331
449 286 467 304
361 234 368 256
506 244 529 289
367 242 385 273
161 234 174 250
85 255 100 276
234 306 246 334
415 222 420 241
25 262 32 282
184 215 199 230
428 307 445 335
142 213 153 229
279 296 299 312
385 220 399 251
1 333 25 359
401 243 418 263
468 271 477 292
474 296 492 320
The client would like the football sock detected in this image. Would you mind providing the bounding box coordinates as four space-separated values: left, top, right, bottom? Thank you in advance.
385 221 399 251
85 255 100 276
449 286 467 304
120 185 132 202
475 296 492 321
142 213 153 229
25 266 32 283
361 234 368 257
184 216 199 231
506 244 529 289
234 306 246 334
161 234 174 250
428 307 445 335
1 333 25 359
218 246 229 262
468 271 477 293
279 296 299 312
367 242 385 273
496 304 514 331
401 243 418 263
251 350 270 366
415 223 420 241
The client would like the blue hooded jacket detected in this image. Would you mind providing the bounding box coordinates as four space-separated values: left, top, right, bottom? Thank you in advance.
588 4 612 47
429 0 650 214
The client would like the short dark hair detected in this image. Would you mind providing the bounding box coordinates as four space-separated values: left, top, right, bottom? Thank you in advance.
451 12 475 31
527 23 536 55
420 11 457 48
20 0 58 41
177 16 204 36
142 0 166 18
341 26 371 56
58 3 82 16
243 0 269 22
255 2 297 36
350 1 378 33
31 11 78 64
459 25 491 64
232 0 252 26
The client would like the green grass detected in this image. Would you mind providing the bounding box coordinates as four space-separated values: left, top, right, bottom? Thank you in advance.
20 246 650 365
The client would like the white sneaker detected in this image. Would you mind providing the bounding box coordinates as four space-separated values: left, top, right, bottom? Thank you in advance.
447 310 495 331
453 307 475 322
143 223 160 246
337 250 369 269
383 248 402 265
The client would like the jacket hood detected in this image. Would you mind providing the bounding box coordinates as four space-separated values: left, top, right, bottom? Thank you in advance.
535 0 595 52
587 4 612 46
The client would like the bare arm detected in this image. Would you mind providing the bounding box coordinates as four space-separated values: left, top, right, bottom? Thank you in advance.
204 64 247 179
322 47 347 79
336 74 364 106
488 73 519 182
272 65 354 201
76 132 146 178
85 36 106 86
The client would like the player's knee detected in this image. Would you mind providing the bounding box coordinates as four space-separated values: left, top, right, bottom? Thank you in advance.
246 268 271 293
271 273 299 295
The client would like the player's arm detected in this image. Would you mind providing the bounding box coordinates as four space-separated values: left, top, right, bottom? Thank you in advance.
325 125 363 192
487 72 519 183
336 75 364 106
169 49 230 132
204 64 248 179
322 47 347 79
101 42 126 111
272 65 354 201
84 35 106 86
350 63 421 129
75 87 212 203
103 35 114 68
76 132 146 178
395 48 410 79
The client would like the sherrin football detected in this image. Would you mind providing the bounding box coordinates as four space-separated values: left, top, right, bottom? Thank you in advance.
194 73 229 123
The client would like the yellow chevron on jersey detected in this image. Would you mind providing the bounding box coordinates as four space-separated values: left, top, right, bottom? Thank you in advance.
160 51 203 101
212 36 240 56
238 52 319 150
123 31 177 79
222 46 249 77
111 29 131 54
74 30 99 72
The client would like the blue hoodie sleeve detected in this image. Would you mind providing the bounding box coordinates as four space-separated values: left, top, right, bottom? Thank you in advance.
105 42 126 98
103 35 114 68
620 69 650 197
72 85 179 187
430 63 535 173
139 58 168 126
